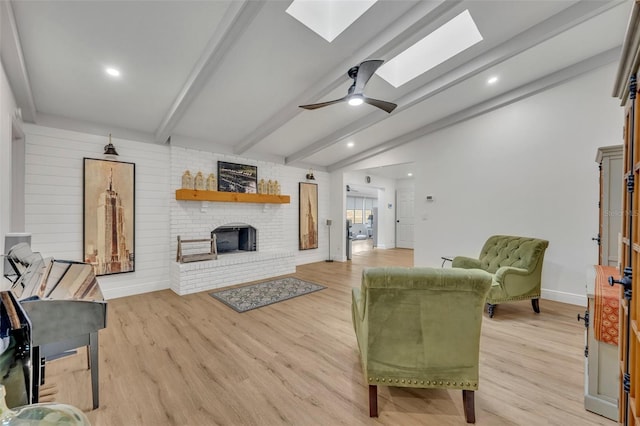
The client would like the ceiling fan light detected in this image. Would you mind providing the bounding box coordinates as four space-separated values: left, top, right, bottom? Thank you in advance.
348 96 364 106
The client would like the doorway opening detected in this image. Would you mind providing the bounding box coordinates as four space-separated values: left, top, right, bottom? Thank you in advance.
346 190 377 254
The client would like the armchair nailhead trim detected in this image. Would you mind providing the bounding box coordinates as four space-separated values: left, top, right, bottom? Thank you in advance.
367 377 478 388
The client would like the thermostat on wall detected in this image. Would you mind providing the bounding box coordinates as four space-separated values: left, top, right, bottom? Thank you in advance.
426 195 434 201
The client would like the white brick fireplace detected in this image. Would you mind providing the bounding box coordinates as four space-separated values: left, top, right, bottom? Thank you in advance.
170 206 296 295
169 146 326 295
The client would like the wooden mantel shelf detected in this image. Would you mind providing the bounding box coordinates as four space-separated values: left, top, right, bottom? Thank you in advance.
176 189 290 204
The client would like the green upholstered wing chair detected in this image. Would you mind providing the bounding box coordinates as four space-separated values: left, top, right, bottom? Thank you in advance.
452 235 549 318
351 267 492 422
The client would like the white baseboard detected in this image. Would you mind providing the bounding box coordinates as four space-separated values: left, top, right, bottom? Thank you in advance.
104 280 170 300
102 279 588 306
541 288 586 307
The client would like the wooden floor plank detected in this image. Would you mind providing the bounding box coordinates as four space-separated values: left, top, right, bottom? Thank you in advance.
43 248 613 425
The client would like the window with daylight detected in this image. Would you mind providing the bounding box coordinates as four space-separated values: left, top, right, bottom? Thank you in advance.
347 196 377 225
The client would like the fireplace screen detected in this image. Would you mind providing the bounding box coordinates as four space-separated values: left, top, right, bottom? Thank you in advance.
212 224 257 253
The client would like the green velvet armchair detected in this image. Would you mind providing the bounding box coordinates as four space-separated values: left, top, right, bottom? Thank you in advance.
351 267 492 422
452 235 549 318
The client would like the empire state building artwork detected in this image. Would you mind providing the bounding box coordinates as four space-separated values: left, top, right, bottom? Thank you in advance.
299 182 318 250
84 158 135 276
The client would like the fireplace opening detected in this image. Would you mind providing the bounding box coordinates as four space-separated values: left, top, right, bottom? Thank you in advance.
212 224 257 253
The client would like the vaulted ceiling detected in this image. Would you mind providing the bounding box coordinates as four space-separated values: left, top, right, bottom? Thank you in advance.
1 0 631 178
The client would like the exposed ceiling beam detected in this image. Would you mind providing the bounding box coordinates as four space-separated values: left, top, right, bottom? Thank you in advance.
327 47 620 172
285 0 626 165
232 0 462 155
0 0 37 122
154 0 264 144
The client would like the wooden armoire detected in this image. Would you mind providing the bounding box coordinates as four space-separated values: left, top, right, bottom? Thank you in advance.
596 145 624 267
613 4 640 424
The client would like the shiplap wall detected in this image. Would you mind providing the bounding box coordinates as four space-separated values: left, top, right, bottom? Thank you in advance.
22 125 330 299
23 124 171 299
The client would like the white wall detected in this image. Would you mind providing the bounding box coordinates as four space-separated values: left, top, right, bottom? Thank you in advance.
13 124 336 299
345 63 621 305
22 124 171 299
16 125 330 298
395 178 415 191
415 64 620 305
0 60 18 277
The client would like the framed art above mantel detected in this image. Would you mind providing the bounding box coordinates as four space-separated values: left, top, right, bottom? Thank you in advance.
217 161 257 193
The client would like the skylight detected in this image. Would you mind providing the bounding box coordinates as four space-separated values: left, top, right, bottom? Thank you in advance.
286 0 378 43
376 10 483 87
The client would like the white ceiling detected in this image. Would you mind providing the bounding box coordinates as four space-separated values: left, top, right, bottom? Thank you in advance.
1 0 631 175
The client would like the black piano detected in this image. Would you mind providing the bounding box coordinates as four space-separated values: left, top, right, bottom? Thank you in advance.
4 243 107 409
0 290 31 408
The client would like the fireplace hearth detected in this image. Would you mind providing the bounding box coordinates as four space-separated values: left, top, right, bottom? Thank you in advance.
212 224 257 253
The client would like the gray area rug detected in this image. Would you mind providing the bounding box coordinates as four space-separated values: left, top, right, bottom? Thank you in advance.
210 277 326 312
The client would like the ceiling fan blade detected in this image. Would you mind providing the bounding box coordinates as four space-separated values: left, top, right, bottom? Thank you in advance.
354 60 384 94
299 96 348 110
363 97 397 113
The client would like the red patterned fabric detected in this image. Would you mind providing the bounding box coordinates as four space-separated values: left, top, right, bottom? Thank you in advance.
594 265 620 346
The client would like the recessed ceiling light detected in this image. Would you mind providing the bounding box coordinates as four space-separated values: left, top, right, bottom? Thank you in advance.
286 0 378 43
407 172 413 177
376 10 483 87
347 142 355 148
348 96 364 106
105 67 121 77
487 76 498 85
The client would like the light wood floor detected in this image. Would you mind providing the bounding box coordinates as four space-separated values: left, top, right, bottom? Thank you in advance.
45 248 613 425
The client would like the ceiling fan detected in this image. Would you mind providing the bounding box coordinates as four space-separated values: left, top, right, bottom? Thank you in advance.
299 60 397 113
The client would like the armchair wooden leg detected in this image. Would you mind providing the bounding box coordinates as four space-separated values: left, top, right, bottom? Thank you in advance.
462 390 475 423
369 385 378 417
487 303 496 318
531 298 540 314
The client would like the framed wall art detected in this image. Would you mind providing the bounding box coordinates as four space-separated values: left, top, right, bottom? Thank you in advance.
83 158 135 276
217 161 258 193
299 182 318 250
